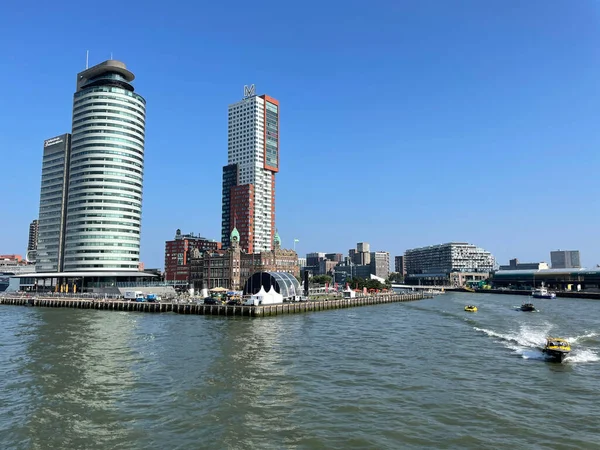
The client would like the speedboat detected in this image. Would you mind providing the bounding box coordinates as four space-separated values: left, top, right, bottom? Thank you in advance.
464 305 477 312
532 287 556 299
520 303 536 312
542 337 571 362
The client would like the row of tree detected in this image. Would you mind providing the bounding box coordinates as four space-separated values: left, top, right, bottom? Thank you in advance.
307 274 401 290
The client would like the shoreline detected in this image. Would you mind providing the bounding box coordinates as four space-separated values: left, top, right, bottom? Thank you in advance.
0 292 431 317
462 289 600 300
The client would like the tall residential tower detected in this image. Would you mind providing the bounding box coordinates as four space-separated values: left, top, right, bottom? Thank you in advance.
221 85 279 253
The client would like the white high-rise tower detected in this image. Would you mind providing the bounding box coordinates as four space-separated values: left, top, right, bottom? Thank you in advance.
221 85 279 253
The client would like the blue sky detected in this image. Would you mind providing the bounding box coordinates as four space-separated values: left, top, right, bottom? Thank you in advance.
1 0 599 269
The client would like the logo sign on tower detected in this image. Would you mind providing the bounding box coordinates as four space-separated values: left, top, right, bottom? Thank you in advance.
243 84 256 99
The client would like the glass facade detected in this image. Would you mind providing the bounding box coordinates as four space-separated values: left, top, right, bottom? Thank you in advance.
62 63 146 271
265 101 279 169
221 164 238 248
36 135 71 272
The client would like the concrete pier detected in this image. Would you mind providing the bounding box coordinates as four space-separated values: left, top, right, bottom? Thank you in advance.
0 293 429 317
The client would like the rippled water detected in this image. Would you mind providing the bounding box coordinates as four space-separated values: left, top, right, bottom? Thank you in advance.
1 293 599 449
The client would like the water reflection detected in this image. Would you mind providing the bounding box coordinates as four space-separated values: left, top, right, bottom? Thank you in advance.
192 317 304 448
3 308 141 449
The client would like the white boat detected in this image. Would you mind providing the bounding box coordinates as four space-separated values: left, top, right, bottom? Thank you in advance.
532 287 556 299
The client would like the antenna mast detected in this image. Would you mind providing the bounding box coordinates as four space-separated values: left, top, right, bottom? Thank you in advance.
86 50 89 69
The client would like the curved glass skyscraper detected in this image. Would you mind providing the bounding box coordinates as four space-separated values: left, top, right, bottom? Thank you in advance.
62 60 146 271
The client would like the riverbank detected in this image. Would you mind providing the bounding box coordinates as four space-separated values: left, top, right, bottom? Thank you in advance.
0 292 430 317
466 289 600 300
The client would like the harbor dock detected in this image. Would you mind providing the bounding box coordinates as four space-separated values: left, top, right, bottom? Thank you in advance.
461 289 600 300
0 292 430 317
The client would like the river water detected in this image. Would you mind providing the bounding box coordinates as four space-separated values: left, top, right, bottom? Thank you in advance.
1 292 599 449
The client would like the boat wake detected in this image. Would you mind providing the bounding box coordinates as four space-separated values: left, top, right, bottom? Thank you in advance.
473 326 599 363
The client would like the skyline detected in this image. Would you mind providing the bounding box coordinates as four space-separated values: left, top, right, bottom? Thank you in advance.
2 1 599 269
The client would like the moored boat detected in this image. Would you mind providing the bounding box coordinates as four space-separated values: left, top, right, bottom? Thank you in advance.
542 337 570 362
532 287 556 299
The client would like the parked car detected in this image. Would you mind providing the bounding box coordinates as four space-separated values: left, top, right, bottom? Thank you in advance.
203 297 218 305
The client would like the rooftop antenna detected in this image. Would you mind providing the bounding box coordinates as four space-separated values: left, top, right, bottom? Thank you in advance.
110 52 113 60
86 50 89 69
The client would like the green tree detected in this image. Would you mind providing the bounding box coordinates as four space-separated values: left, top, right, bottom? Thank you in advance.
388 272 404 283
366 279 386 291
347 277 366 290
312 275 332 285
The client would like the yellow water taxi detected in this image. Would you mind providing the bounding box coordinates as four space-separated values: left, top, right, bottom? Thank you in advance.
464 305 478 312
542 337 571 362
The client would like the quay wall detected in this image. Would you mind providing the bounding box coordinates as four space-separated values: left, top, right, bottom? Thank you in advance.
0 293 429 317
465 289 600 300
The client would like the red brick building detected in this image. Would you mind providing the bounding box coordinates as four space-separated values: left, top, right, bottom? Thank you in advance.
164 230 221 283
190 229 299 291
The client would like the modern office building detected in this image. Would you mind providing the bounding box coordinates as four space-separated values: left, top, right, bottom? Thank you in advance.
394 255 406 276
550 250 581 269
22 60 153 293
62 60 146 271
27 219 39 262
164 229 221 283
221 85 279 253
370 251 390 279
404 242 496 286
36 134 72 272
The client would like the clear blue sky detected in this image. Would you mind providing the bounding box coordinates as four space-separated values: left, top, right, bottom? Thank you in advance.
1 0 599 269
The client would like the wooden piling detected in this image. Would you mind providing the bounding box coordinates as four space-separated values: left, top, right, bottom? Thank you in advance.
0 293 431 318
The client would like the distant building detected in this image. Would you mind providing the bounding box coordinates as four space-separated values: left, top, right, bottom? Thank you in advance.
27 220 38 262
370 251 390 279
304 252 343 275
190 230 298 291
394 255 406 276
350 242 371 265
297 257 306 268
164 229 221 283
325 253 343 263
404 242 495 286
334 262 371 282
1 255 24 263
551 250 581 269
319 260 339 276
499 258 549 271
306 252 326 267
492 268 598 290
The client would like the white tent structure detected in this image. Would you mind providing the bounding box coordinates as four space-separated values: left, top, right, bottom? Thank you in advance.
343 286 356 298
244 285 284 306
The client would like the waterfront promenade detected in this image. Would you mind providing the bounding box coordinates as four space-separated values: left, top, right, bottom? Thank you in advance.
0 292 429 317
